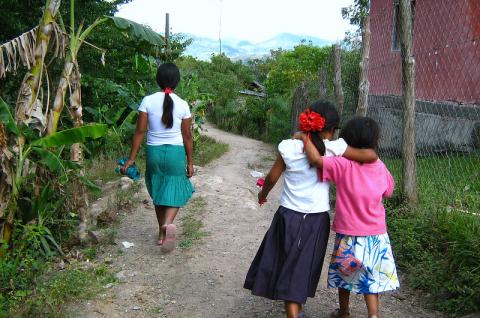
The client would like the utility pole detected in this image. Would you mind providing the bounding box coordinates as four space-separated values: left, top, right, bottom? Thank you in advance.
219 0 222 55
165 13 170 60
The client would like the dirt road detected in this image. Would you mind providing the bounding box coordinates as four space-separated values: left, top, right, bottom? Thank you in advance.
70 124 444 318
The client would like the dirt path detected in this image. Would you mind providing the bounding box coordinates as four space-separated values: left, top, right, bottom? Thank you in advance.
69 124 444 318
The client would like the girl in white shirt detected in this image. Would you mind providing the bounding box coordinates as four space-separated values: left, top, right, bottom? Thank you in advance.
122 63 194 253
244 100 377 318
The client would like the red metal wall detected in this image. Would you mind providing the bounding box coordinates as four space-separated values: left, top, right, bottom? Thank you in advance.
368 0 480 104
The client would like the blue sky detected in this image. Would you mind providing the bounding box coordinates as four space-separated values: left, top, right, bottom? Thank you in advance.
116 0 355 42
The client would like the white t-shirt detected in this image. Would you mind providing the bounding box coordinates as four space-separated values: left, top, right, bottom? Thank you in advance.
138 92 192 145
278 138 348 213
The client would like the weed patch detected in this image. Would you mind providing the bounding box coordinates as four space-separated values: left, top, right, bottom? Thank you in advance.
13 265 115 317
193 135 229 166
179 197 209 249
385 155 480 316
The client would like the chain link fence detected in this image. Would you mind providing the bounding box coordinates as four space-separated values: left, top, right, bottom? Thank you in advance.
296 0 480 213
365 0 479 212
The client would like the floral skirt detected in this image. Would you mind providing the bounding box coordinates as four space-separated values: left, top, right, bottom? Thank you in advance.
327 233 400 294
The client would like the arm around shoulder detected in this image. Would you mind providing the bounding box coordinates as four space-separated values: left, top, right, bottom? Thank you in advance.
343 146 378 163
303 138 324 168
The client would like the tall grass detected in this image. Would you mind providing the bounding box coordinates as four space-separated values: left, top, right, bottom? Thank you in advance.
193 135 229 166
385 154 480 316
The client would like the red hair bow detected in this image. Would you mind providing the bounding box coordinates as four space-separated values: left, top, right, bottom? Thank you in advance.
299 109 326 133
163 87 173 94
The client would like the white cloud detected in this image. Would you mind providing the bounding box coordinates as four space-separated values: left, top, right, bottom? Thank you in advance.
116 0 355 42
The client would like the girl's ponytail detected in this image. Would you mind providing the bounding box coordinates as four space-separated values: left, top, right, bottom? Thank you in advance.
162 88 174 128
156 63 180 129
310 132 326 156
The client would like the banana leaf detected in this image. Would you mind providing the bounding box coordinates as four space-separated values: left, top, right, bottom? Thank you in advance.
107 16 164 46
0 96 20 135
29 147 66 174
77 174 101 196
31 124 107 147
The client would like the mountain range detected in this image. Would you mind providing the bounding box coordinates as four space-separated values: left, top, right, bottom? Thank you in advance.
184 32 331 61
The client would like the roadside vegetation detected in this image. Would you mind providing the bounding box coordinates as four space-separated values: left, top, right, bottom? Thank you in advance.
0 0 478 316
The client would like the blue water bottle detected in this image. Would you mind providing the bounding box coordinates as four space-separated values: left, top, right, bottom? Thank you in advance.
115 157 141 181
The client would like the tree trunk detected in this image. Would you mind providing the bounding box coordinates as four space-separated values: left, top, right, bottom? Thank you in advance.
290 82 309 134
399 0 417 203
333 44 345 139
318 67 327 100
0 123 11 239
356 12 371 116
14 0 61 131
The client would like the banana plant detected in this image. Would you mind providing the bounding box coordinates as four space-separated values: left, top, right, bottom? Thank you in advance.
47 5 165 136
0 97 107 244
14 0 63 131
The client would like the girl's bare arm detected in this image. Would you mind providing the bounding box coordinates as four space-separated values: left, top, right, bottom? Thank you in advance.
122 112 148 172
181 117 194 177
258 154 286 204
343 147 378 163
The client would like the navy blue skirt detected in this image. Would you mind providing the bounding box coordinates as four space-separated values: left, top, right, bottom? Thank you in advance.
244 206 330 304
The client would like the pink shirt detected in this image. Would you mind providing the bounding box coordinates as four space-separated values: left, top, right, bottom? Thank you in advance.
322 157 395 236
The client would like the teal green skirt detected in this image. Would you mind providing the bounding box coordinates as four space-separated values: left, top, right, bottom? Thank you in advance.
145 144 195 207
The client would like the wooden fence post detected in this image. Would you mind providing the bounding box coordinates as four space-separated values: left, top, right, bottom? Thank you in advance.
291 82 309 134
399 0 417 203
356 11 371 116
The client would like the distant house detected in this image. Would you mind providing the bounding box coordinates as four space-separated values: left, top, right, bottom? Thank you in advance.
239 81 266 98
367 0 480 154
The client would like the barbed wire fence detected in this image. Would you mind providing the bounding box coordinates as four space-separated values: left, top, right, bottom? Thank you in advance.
292 0 479 214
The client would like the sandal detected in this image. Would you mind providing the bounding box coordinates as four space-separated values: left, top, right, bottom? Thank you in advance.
157 239 164 245
161 224 176 253
329 309 350 318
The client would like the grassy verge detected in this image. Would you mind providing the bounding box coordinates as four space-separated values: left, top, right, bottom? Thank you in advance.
177 133 228 248
0 167 142 317
384 154 480 316
193 135 229 166
10 265 115 317
1 130 227 317
178 197 209 249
